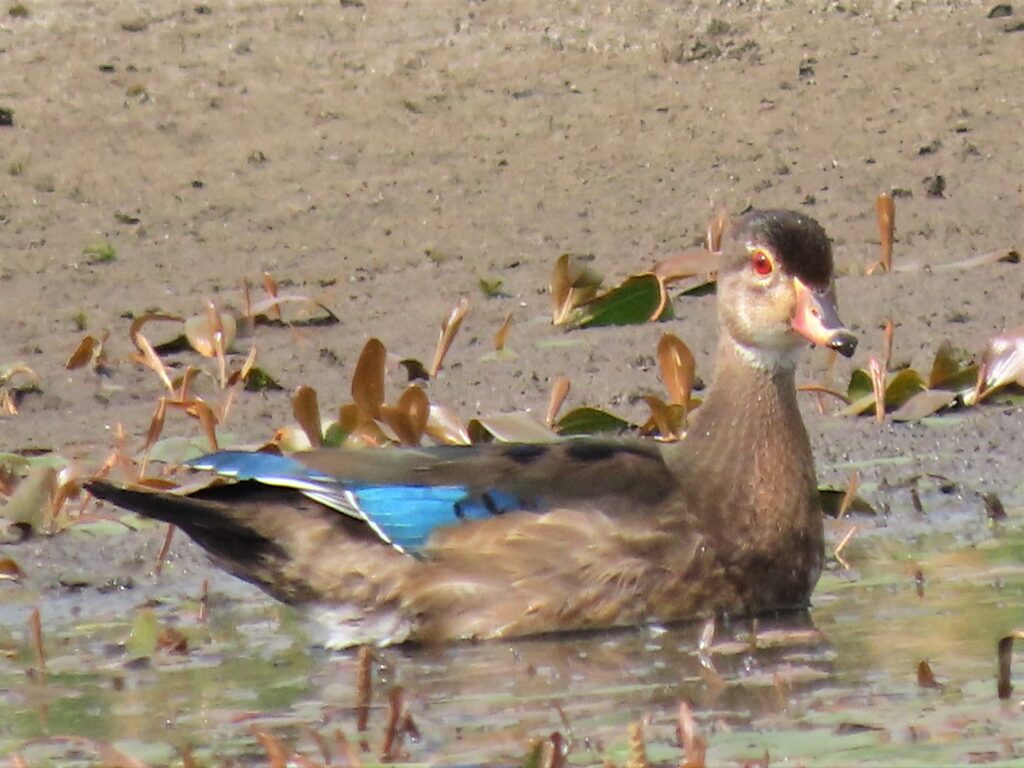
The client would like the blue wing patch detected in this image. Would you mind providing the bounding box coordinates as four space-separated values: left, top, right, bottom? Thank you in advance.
186 451 536 554
350 486 526 552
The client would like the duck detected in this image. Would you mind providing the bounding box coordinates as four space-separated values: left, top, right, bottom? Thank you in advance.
86 209 857 649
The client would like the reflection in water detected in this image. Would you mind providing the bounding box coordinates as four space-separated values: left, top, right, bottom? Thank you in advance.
2 516 1023 765
308 613 832 763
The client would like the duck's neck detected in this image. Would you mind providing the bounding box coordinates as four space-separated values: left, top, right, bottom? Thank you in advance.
675 337 820 542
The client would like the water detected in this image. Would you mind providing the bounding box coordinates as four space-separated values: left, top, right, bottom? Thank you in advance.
1 505 1022 766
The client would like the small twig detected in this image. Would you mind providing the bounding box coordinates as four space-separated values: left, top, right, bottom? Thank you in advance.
834 525 859 570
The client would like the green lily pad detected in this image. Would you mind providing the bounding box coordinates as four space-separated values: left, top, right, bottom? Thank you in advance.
568 274 672 329
554 407 632 436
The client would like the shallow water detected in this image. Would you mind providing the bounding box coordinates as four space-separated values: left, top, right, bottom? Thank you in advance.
2 501 1023 766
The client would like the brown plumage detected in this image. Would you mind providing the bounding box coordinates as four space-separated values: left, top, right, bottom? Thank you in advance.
86 209 857 648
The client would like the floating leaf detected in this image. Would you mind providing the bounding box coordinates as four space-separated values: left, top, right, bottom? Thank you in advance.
643 394 686 441
424 402 471 445
478 277 505 298
890 389 958 422
0 362 40 414
869 192 895 274
546 376 571 426
65 335 101 369
292 385 324 448
554 407 631 436
248 295 339 326
0 557 23 580
884 368 926 408
657 333 695 408
397 385 429 439
568 274 672 329
551 253 603 325
707 209 729 252
997 629 1024 700
352 338 386 419
843 365 928 418
651 248 719 283
971 327 1024 404
678 279 717 297
336 402 388 447
429 297 470 377
262 271 281 320
928 340 978 395
380 386 429 446
494 314 513 352
243 366 284 392
818 487 875 518
127 608 159 657
0 464 56 530
893 247 1020 273
468 412 558 443
184 307 237 358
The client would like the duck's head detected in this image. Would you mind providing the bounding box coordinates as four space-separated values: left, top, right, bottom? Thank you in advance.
716 209 857 370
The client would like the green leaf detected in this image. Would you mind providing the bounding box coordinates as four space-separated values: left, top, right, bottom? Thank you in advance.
678 279 717 297
323 421 349 448
890 389 957 422
569 274 671 329
244 366 284 391
478 277 506 298
883 368 925 408
126 608 159 657
847 368 872 402
818 487 876 517
554 407 632 436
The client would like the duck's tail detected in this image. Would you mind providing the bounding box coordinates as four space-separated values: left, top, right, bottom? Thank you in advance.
84 479 385 604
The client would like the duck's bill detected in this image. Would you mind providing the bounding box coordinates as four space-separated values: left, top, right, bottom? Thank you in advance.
790 278 858 358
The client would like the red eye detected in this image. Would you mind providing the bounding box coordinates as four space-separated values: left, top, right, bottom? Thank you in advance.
751 248 774 276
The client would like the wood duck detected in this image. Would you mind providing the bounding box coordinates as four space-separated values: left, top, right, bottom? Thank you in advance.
87 209 857 649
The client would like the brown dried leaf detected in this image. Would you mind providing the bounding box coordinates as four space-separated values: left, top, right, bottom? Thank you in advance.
917 659 944 690
707 209 729 253
627 721 648 768
643 394 684 441
494 313 513 351
397 385 429 444
132 332 175 393
546 376 571 426
1 464 56 529
551 254 602 325
651 248 720 283
890 389 958 421
292 386 325 448
140 398 168 458
177 366 201 402
837 470 860 519
424 402 471 445
65 335 99 370
468 412 558 443
876 192 895 273
184 307 237 359
263 271 281 320
657 333 695 407
251 727 290 768
129 312 184 345
972 326 1024 404
248 295 339 324
0 557 23 580
868 357 886 422
998 629 1024 700
430 297 470 377
352 338 387 419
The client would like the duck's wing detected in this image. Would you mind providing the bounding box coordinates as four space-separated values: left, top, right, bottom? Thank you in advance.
180 440 677 554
